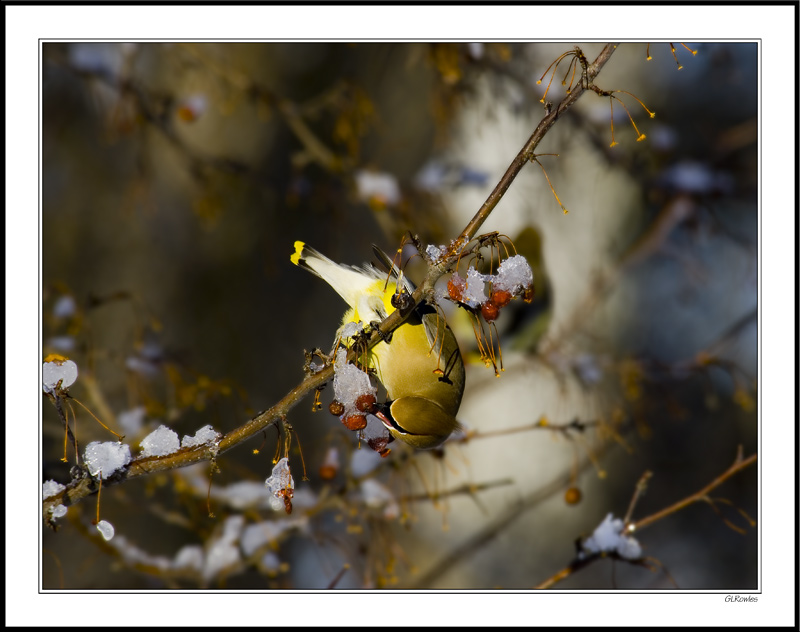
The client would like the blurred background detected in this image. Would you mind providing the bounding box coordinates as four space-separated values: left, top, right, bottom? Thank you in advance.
41 42 757 590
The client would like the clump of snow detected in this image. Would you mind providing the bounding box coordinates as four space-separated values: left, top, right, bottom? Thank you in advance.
467 42 485 60
362 414 392 455
68 42 136 76
444 255 534 312
210 481 275 511
96 520 115 541
333 349 377 418
125 342 164 377
415 160 489 192
355 170 401 207
650 123 678 152
181 425 221 449
581 513 642 560
265 458 294 512
320 446 339 471
46 336 77 352
51 505 68 520
289 486 317 510
493 255 534 295
110 535 171 571
573 353 603 386
360 479 400 519
425 244 446 262
84 441 131 479
350 447 383 478
125 356 160 376
140 425 180 457
340 321 365 340
462 267 490 307
240 517 308 557
52 295 77 319
658 160 733 195
173 545 204 572
415 161 448 192
117 406 147 437
43 480 66 500
434 285 450 304
259 551 283 575
177 93 208 122
203 515 245 581
42 359 79 394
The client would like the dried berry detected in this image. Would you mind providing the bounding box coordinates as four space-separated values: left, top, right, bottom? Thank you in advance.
355 393 377 413
329 400 345 416
523 284 535 303
564 486 582 505
368 435 391 454
490 289 512 308
342 414 368 431
481 300 500 322
447 274 465 302
318 447 339 480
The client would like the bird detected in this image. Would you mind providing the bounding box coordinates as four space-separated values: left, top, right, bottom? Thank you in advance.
291 240 465 449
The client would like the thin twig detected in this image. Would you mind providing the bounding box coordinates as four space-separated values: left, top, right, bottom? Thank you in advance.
533 447 757 589
623 470 653 525
452 44 618 251
626 447 757 534
406 439 616 589
400 478 514 503
460 417 599 441
534 553 662 590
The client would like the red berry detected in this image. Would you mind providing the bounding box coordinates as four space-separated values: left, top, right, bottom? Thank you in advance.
490 289 512 308
329 400 345 416
447 274 465 301
355 393 376 413
368 435 391 454
342 414 368 431
481 300 500 322
564 487 582 505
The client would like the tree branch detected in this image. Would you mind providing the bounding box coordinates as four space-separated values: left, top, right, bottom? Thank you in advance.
453 43 618 250
625 447 757 534
532 447 757 589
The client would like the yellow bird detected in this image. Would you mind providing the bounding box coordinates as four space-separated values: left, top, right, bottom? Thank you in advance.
291 241 465 449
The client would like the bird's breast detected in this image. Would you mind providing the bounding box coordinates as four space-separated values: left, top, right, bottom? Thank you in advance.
370 317 464 417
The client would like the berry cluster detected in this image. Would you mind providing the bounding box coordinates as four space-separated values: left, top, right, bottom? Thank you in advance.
446 254 535 323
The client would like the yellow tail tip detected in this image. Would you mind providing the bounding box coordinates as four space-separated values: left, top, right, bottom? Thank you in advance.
290 241 306 265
